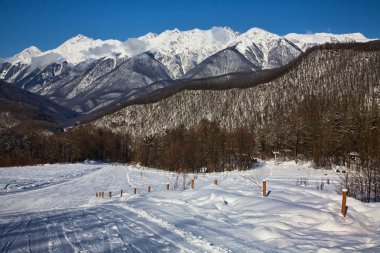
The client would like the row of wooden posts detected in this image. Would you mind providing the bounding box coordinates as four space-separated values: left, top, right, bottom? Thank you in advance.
95 179 348 217
95 179 198 198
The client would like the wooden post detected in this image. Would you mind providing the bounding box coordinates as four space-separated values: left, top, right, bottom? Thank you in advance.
342 189 347 217
109 191 112 198
191 179 195 189
262 180 267 197
214 179 218 185
166 183 170 190
134 188 137 195
148 186 151 192
120 189 123 197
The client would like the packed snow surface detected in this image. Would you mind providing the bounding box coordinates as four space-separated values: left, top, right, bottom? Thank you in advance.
0 161 379 252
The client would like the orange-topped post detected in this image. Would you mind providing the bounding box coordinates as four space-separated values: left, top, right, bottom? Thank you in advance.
342 189 348 217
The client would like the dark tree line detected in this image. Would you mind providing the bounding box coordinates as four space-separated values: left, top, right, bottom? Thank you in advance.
0 120 256 172
134 120 256 173
0 126 132 166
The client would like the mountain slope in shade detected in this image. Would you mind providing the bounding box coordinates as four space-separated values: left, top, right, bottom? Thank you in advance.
0 62 30 83
14 61 75 92
182 47 259 79
0 80 79 130
33 60 99 98
61 52 172 113
42 57 124 101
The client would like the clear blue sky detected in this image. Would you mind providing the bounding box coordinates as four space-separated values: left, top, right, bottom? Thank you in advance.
0 0 379 57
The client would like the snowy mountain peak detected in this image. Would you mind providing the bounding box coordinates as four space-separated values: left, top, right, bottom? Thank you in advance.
65 34 92 43
8 46 42 64
232 28 284 50
242 27 281 40
57 34 92 48
45 34 126 65
139 32 158 40
171 28 181 33
230 28 301 69
246 27 271 34
284 32 370 51
25 46 42 54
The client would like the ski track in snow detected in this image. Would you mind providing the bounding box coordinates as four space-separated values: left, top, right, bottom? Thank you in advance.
0 205 226 253
0 161 379 252
0 164 103 194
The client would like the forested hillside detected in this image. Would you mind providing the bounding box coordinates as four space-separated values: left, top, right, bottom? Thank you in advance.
93 43 380 137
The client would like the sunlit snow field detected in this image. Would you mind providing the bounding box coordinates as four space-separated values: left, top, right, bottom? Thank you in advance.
0 161 379 252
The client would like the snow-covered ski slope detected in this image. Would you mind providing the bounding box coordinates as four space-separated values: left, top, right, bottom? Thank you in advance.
0 161 379 252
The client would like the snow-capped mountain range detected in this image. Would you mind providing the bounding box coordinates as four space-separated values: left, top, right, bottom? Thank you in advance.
0 27 372 114
2 27 370 76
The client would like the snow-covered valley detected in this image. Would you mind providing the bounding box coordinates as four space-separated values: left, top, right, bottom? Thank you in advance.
0 161 379 252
